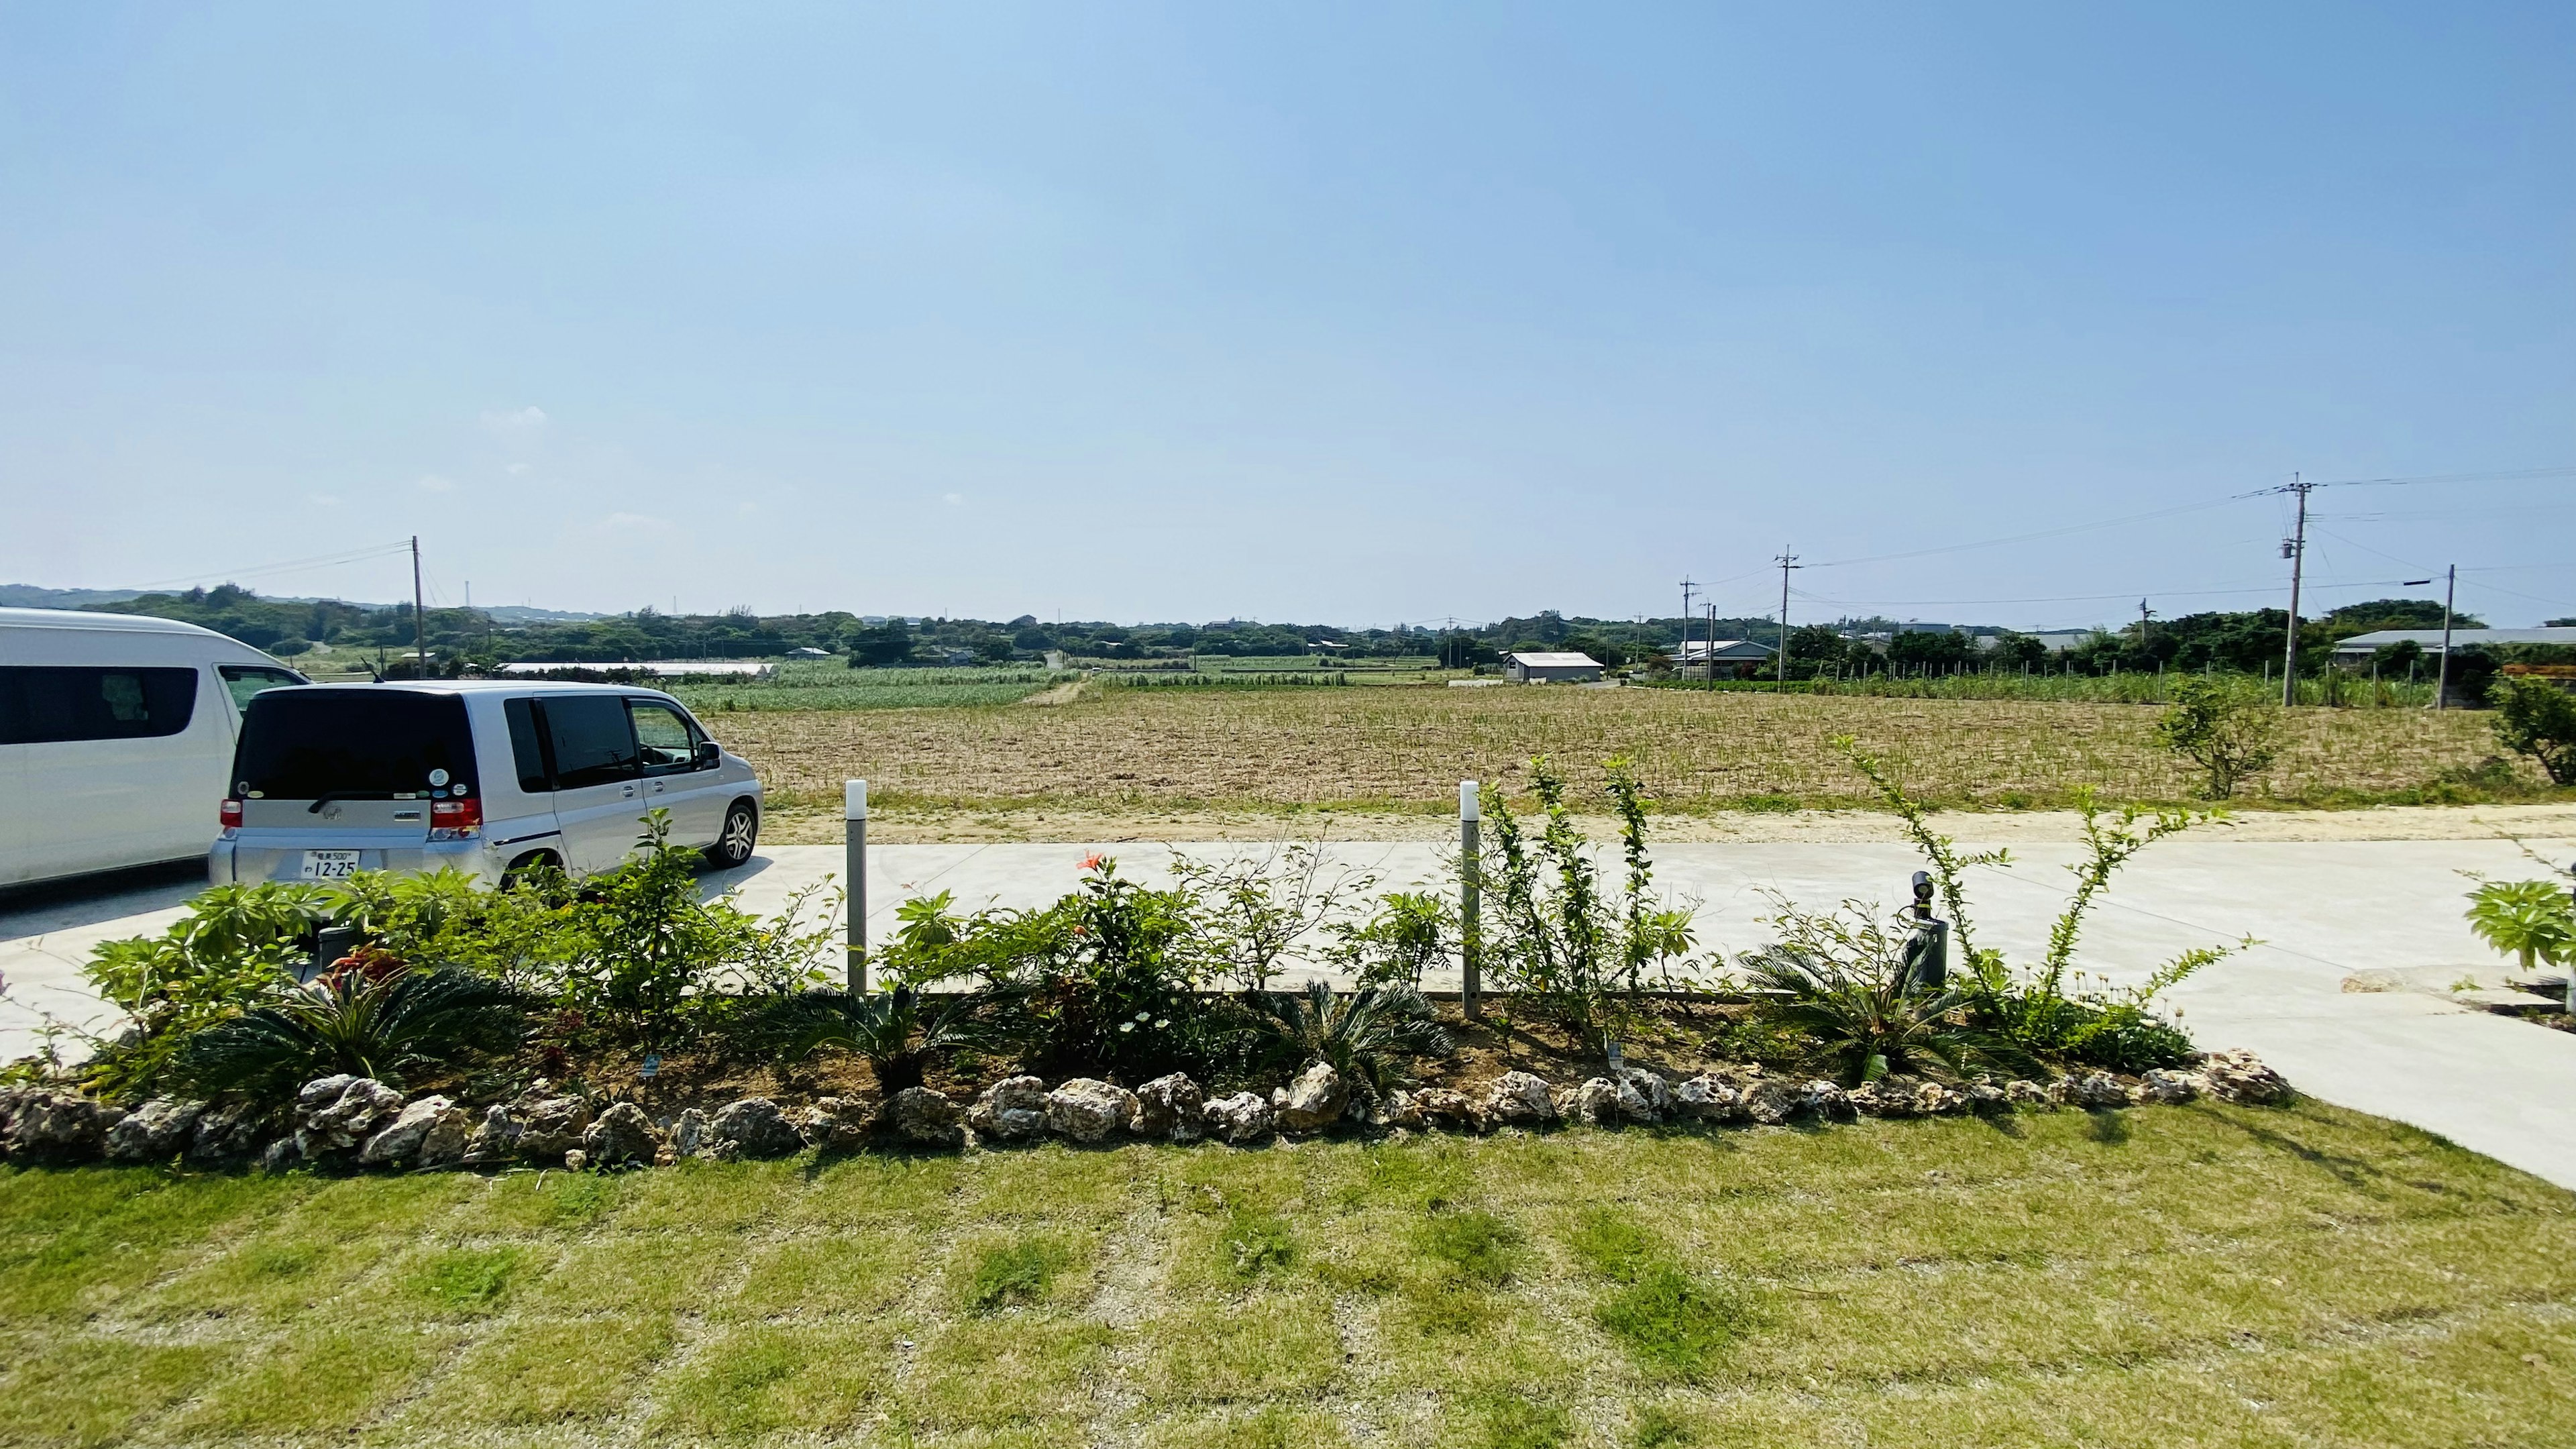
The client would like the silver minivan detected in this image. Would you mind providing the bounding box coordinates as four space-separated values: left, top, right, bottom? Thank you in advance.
209 682 763 886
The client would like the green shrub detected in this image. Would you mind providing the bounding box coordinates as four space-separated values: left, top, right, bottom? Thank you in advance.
1481 757 1697 1046
2153 676 2282 799
1326 890 1453 989
757 985 990 1092
2492 675 2576 785
1244 979 1449 1099
973 856 1225 1082
173 963 525 1099
1832 741 2241 1073
1737 907 2027 1084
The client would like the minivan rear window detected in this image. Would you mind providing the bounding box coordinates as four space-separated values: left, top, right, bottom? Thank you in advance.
232 690 478 801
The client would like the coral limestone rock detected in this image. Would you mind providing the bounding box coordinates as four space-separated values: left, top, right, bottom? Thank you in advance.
1046 1079 1140 1144
1277 1063 1348 1134
359 1095 455 1166
1203 1091 1275 1143
1130 1074 1205 1141
105 1097 205 1163
969 1077 1051 1142
2200 1049 2294 1106
884 1087 966 1146
1485 1071 1558 1127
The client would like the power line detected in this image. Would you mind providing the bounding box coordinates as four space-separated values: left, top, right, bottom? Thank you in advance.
136 539 413 592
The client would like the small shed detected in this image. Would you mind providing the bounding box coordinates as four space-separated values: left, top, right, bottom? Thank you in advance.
1503 651 1603 683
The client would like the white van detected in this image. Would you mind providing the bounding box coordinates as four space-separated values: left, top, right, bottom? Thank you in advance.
0 607 309 888
209 682 763 887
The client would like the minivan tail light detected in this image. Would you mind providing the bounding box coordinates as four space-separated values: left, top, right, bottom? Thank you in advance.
219 798 243 831
429 797 483 840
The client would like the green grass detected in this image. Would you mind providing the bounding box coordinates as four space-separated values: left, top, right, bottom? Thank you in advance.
4 1101 2576 1446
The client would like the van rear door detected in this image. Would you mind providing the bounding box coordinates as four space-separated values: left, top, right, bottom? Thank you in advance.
231 690 477 858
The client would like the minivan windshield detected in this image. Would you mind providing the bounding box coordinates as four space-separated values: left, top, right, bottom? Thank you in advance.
232 690 478 801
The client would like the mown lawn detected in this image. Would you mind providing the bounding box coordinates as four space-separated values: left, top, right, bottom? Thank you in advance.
5 1100 2575 1448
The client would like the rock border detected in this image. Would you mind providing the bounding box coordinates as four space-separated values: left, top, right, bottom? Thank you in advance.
0 1051 2296 1173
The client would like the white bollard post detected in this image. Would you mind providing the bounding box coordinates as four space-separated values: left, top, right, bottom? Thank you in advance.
1459 780 1481 1018
845 780 869 996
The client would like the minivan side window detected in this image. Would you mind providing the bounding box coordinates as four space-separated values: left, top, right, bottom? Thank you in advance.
0 666 199 745
542 695 641 790
629 700 700 775
504 697 552 794
217 664 307 714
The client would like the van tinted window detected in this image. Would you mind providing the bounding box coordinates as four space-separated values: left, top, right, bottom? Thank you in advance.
541 695 639 789
232 690 477 800
0 666 199 745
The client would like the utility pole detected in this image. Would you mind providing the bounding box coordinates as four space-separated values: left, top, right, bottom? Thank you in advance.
2138 598 2153 650
2434 564 2457 710
2277 476 2313 706
1774 547 1800 683
1678 578 1697 680
410 535 429 678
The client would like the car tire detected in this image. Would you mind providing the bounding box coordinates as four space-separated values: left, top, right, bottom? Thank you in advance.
706 800 759 868
502 850 563 891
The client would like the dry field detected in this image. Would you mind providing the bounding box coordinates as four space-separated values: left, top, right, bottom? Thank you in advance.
719 686 2534 822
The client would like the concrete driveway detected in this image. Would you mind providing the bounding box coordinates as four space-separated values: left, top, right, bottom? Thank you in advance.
9 834 2575 1188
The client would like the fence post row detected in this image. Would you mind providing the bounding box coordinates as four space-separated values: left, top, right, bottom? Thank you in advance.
845 779 868 996
1460 780 1481 1018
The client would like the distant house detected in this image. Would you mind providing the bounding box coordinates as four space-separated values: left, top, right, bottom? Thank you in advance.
786 646 833 659
1668 639 1774 679
1502 651 1603 683
2330 627 2576 665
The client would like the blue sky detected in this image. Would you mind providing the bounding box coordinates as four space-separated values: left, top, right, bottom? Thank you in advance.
3 4 2569 629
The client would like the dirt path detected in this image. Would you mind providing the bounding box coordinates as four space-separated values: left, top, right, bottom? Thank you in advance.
765 799 2576 846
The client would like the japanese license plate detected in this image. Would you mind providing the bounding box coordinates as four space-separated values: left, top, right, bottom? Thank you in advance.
300 850 362 880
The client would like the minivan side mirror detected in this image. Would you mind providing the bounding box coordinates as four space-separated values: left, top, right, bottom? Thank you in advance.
694 739 721 769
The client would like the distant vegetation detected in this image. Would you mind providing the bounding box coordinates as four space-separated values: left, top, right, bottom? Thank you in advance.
46 585 2557 694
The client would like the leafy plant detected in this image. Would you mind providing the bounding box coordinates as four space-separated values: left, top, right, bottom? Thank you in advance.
759 985 989 1091
75 882 333 1097
174 963 525 1098
2491 675 2576 785
1737 903 2026 1083
1171 839 1376 992
1326 890 1453 989
1245 979 1450 1097
2464 879 2575 975
2153 676 2282 799
975 855 1218 1081
1480 757 1697 1045
533 811 835 1052
1833 739 2239 1071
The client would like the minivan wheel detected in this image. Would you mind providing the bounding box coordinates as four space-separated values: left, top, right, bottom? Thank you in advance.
707 802 759 868
502 850 563 890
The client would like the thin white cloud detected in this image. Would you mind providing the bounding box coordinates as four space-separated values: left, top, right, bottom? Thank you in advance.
504 462 531 476
307 493 342 507
603 511 675 531
418 474 455 493
942 492 966 506
480 406 547 434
